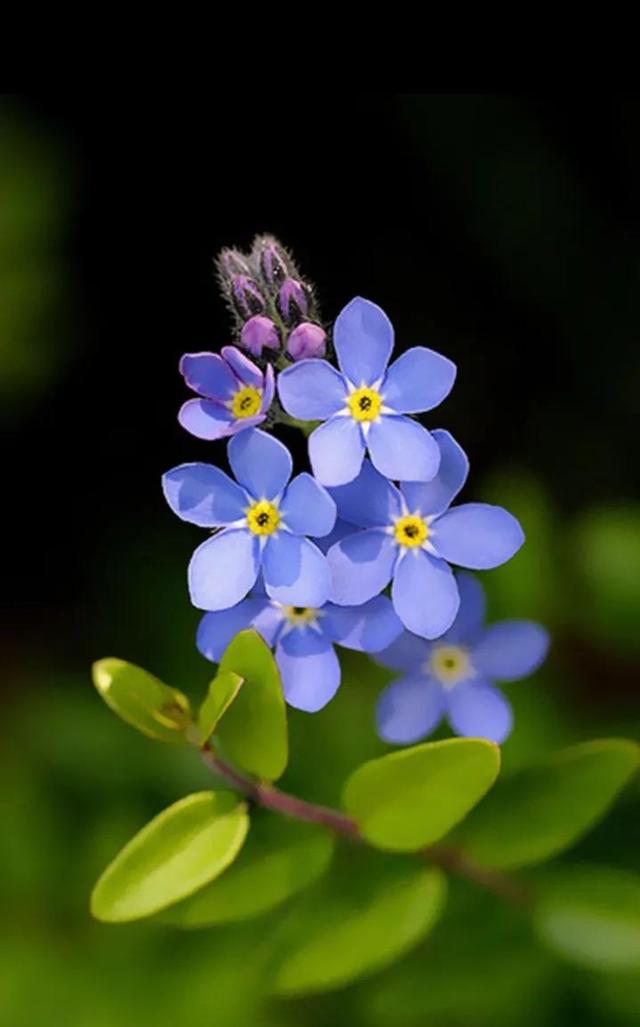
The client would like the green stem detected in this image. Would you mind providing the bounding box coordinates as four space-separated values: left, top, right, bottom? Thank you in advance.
201 745 532 906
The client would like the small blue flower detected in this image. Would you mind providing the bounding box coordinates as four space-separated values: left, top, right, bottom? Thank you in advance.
162 429 336 611
375 572 550 745
326 431 524 639
277 297 456 486
178 345 275 440
197 584 403 713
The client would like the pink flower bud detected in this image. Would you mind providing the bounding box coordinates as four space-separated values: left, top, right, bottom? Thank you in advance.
240 315 281 356
286 322 327 361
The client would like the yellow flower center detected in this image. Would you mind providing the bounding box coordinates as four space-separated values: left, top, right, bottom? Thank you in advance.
346 386 382 422
430 645 471 687
393 514 429 548
231 385 262 419
284 606 318 627
246 499 281 535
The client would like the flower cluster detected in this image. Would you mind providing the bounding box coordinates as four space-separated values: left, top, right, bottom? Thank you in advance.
163 236 548 739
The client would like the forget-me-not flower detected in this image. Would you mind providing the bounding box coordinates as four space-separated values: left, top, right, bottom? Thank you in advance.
197 582 402 713
375 572 549 744
178 345 274 440
326 431 524 639
162 429 336 611
277 297 456 486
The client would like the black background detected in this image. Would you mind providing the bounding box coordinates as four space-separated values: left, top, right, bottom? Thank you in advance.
4 94 639 677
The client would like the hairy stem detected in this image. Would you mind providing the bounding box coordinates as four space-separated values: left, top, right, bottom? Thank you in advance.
201 746 531 906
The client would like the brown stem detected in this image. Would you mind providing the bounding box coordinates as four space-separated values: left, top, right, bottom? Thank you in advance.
201 747 359 838
201 746 530 906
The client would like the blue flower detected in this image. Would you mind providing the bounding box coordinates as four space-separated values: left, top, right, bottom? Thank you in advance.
162 429 336 611
197 584 402 713
178 345 274 440
277 297 456 486
375 572 550 745
326 431 524 639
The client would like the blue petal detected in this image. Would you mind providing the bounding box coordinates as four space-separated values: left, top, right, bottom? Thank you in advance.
262 533 330 607
315 519 357 554
322 596 403 653
228 428 292 500
188 529 260 610
446 680 513 744
432 503 525 570
392 550 460 639
309 415 365 486
180 352 237 399
471 621 550 680
376 675 445 744
220 345 262 388
276 629 341 712
374 631 432 673
196 597 276 662
367 416 441 482
162 463 247 526
280 473 337 537
333 297 394 386
401 430 469 517
444 572 486 644
327 529 398 606
261 363 275 412
178 399 236 441
277 359 348 420
328 459 402 529
382 347 456 414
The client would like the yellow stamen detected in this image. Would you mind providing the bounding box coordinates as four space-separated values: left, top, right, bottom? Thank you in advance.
430 645 471 687
346 386 382 422
231 385 262 419
246 499 280 536
284 606 318 627
393 514 428 548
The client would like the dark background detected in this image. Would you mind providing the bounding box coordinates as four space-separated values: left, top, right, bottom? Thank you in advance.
2 94 639 1027
4 93 638 676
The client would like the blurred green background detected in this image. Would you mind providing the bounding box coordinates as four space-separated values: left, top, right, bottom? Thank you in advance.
1 93 639 1025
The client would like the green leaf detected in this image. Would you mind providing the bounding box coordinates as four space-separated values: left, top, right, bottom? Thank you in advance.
534 865 640 971
197 670 244 744
215 630 288 781
92 658 191 744
273 865 446 995
455 739 639 869
163 817 334 928
90 791 249 922
342 738 500 852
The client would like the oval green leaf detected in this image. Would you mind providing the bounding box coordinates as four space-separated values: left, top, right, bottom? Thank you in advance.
197 670 244 744
92 657 191 744
274 866 446 995
215 630 288 781
163 818 334 928
535 865 640 971
343 738 500 852
91 791 249 922
455 739 639 869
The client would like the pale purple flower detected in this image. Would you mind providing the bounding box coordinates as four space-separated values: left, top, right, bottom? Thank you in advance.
178 345 274 441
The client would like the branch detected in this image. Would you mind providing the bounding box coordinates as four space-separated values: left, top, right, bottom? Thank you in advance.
201 745 531 906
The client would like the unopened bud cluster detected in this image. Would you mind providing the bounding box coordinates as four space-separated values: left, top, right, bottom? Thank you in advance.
216 235 326 361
